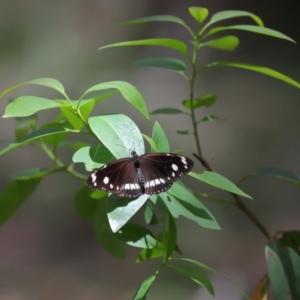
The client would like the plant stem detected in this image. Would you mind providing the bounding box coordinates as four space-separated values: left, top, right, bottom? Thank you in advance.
193 154 272 239
189 27 203 158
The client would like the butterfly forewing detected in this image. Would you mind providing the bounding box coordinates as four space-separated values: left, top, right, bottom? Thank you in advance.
86 158 143 198
86 152 194 198
139 153 194 194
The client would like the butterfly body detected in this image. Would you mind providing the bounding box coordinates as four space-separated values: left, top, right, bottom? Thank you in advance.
86 151 194 198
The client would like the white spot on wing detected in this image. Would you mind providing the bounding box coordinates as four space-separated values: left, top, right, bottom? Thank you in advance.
172 172 175 177
91 173 97 182
130 183 135 189
103 177 109 184
155 179 160 185
110 184 113 189
125 183 129 190
172 164 178 171
160 178 165 183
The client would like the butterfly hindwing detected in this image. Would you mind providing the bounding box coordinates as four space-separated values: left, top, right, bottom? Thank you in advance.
86 151 194 198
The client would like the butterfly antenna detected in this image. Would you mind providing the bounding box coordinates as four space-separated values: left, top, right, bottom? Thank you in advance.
207 145 220 162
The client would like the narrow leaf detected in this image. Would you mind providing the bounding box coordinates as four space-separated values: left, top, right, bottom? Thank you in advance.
144 203 158 225
205 10 264 29
199 115 225 122
83 81 149 120
205 61 300 89
3 96 62 118
152 121 169 152
142 134 158 153
0 179 40 227
165 212 177 259
189 171 252 199
151 108 184 115
120 15 186 26
12 167 66 180
1 78 65 99
133 275 156 300
182 94 216 109
200 35 239 51
252 167 300 187
176 257 251 300
88 114 144 159
206 25 295 42
169 265 214 295
277 230 300 255
99 39 187 54
151 182 220 229
134 57 186 73
0 126 76 157
176 129 190 135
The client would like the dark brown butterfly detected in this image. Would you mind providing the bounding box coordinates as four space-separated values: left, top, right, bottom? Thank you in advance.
86 151 194 198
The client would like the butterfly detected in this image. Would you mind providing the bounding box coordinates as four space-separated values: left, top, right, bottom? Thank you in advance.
86 151 194 198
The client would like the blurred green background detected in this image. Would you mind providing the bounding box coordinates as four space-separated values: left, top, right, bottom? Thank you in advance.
0 0 300 299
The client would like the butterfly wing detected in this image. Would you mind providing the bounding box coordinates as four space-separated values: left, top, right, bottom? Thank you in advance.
139 153 194 195
86 158 143 198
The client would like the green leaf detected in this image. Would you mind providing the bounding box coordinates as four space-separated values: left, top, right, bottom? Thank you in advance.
208 10 263 26
120 15 186 26
99 38 187 54
83 81 149 120
152 122 169 152
266 241 300 300
73 145 113 171
142 134 159 153
133 275 156 300
88 114 144 158
74 186 101 221
183 94 216 109
205 61 300 89
277 231 300 255
199 115 225 122
137 247 165 263
12 167 66 180
252 167 300 187
107 194 149 232
151 108 184 115
116 223 157 249
188 7 209 23
169 265 214 295
94 198 126 259
205 25 295 43
15 115 37 139
134 57 186 73
144 203 158 225
189 171 252 199
176 129 190 135
3 96 62 118
1 78 66 99
0 178 40 227
151 182 220 229
176 257 251 299
165 212 177 259
0 126 76 157
200 35 239 51
59 106 84 130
